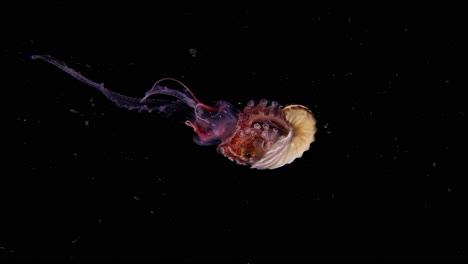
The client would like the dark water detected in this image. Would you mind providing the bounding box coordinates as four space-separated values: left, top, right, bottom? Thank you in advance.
3 2 466 262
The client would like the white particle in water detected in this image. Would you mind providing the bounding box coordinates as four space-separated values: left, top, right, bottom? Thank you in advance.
71 236 80 243
189 48 197 57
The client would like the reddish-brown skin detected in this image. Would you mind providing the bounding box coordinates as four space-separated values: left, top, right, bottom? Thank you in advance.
217 99 292 166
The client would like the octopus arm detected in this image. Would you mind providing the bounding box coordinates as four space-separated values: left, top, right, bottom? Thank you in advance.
251 105 317 169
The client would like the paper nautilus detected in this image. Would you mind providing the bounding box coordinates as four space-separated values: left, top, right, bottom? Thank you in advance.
32 55 317 169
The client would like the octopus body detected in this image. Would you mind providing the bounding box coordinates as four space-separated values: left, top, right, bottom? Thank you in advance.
218 99 317 169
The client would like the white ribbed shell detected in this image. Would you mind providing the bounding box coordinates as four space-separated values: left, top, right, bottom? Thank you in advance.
251 105 317 169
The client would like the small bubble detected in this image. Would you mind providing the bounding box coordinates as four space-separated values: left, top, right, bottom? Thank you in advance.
133 196 140 201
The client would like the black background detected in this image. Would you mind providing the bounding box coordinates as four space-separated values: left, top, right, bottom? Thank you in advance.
3 2 466 262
